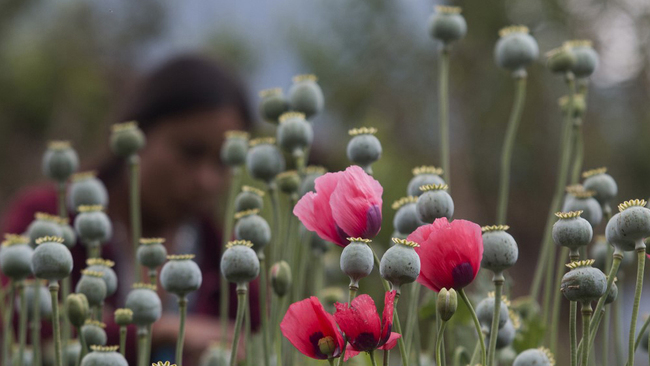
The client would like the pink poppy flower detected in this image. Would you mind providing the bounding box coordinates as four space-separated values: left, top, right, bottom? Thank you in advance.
408 217 483 292
280 296 346 359
333 291 401 360
294 165 383 247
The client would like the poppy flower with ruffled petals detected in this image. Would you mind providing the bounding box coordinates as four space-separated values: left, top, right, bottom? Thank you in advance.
280 296 346 359
333 291 401 360
294 165 383 247
408 217 483 292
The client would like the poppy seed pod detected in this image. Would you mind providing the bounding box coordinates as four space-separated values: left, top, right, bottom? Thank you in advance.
220 241 260 285
125 283 162 327
0 236 33 280
59 222 77 249
392 197 424 235
246 138 286 184
32 236 73 281
340 238 374 289
81 345 128 366
66 293 89 327
605 278 618 305
416 184 454 223
299 166 327 197
276 171 301 195
407 166 445 197
74 205 112 244
513 348 555 366
137 238 167 269
27 213 64 247
288 74 324 118
490 319 516 349
588 235 634 270
220 131 249 167
436 288 458 321
558 94 587 119
82 320 108 347
64 342 81 366
42 140 79 182
481 225 518 274
160 254 203 297
26 281 52 318
234 209 271 255
494 26 539 73
259 88 290 124
582 168 617 206
277 112 313 158
114 308 133 326
476 295 510 332
75 270 107 307
234 186 265 212
562 185 602 227
546 45 576 74
380 238 421 294
347 127 382 175
86 258 118 296
552 211 593 256
109 121 146 157
606 212 635 252
614 199 650 244
199 345 230 366
270 260 292 297
564 40 598 78
428 6 467 44
68 171 109 210
560 260 607 303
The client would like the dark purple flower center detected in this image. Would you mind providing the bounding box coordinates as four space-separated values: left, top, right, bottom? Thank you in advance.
451 261 474 289
379 323 392 345
351 332 379 352
309 331 327 359
363 204 382 238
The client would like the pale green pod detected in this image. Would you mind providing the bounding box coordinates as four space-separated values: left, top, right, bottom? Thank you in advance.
513 348 554 366
109 122 146 157
277 171 301 195
436 288 458 321
137 238 167 269
606 212 635 252
75 270 107 307
582 168 617 206
125 284 162 326
494 26 539 73
615 200 650 243
246 139 286 184
481 226 518 273
81 321 107 347
234 210 271 254
565 40 598 78
74 206 112 244
560 260 607 302
0 241 34 280
552 212 593 253
392 198 424 235
259 88 289 124
234 186 265 213
221 131 249 167
86 258 118 297
288 75 324 118
416 185 454 223
562 187 602 227
66 293 89 327
32 237 73 281
160 254 202 297
113 308 133 327
80 346 128 366
26 282 52 319
407 166 445 197
427 6 467 44
347 128 382 174
299 166 327 197
277 112 313 157
270 261 292 297
64 342 81 366
68 172 109 209
380 238 421 294
42 141 79 182
200 345 230 366
60 223 77 249
340 239 374 288
546 46 576 74
497 347 517 365
220 241 260 285
27 213 63 247
476 296 509 332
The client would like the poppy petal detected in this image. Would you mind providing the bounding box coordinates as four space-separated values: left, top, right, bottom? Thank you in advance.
330 166 383 239
343 344 361 361
334 294 382 352
379 291 396 345
378 332 402 351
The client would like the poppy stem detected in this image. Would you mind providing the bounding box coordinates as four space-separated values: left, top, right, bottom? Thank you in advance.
57 181 71 363
626 246 646 366
348 286 357 305
581 301 592 366
328 358 335 366
129 155 142 283
383 349 389 366
176 296 188 366
119 325 126 357
49 281 63 366
259 256 271 366
439 47 450 189
487 275 503 366
229 284 248 366
77 326 87 366
436 320 448 366
459 289 486 366
137 327 148 366
369 350 379 366
32 283 41 366
392 296 409 366
634 312 650 351
17 281 27 366
569 300 577 366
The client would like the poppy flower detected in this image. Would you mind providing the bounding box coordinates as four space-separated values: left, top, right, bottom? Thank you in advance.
280 296 346 359
333 291 401 360
408 217 483 292
294 165 383 247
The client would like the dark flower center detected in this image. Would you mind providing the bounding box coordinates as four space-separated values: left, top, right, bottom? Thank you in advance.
351 332 379 352
451 261 474 289
309 331 327 359
364 205 382 238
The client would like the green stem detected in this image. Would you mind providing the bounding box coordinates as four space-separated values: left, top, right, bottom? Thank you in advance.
32 281 42 366
459 289 486 366
634 314 650 351
369 350 379 366
570 301 577 366
230 285 247 366
383 349 389 366
569 119 584 185
602 308 610 366
138 328 148 366
439 47 450 189
119 326 126 357
245 291 252 366
61 277 71 361
548 247 569 352
145 324 153 365
259 256 271 366
2 282 12 366
148 269 157 286
56 182 71 362
328 358 335 366
176 296 187 366
581 302 592 366
436 320 448 366
469 342 480 365
585 252 623 353
18 282 27 366
487 275 503 366
614 277 625 365
404 283 421 357
129 155 142 283
627 247 646 366
496 75 527 225
393 296 408 366
50 281 62 366
77 327 87 366
267 184 281 266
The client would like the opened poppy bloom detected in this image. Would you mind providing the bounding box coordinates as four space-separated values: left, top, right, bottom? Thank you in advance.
408 217 483 292
280 296 346 360
333 291 401 360
294 165 383 247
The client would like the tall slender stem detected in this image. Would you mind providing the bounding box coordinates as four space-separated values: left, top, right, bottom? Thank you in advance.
405 283 421 357
267 184 281 265
602 308 610 366
496 75 527 225
487 274 504 366
56 182 72 362
569 120 584 185
581 302 592 366
459 289 486 366
551 250 578 353
627 247 646 366
176 296 188 366
138 328 148 366
570 301 577 366
18 282 27 366
436 320 448 366
119 326 126 356
230 285 247 366
32 281 42 366
634 314 650 351
129 155 142 283
439 47 451 188
220 168 241 347
50 281 62 366
259 256 271 366
393 296 408 366
369 350 379 366
77 328 87 366
383 349 389 366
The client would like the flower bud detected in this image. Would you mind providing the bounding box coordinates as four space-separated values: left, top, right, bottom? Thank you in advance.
42 140 79 182
221 131 249 167
74 205 112 245
81 345 127 366
246 138 286 184
380 238 421 294
66 293 89 327
552 211 593 256
347 128 382 175
494 26 539 73
114 308 133 326
582 168 617 206
277 112 313 157
318 336 336 358
561 260 607 303
546 46 576 74
221 241 260 285
276 171 301 195
75 270 107 307
110 122 146 157
564 40 598 78
27 213 63 247
259 88 290 124
427 6 467 44
0 236 33 280
86 258 118 296
299 166 327 197
125 283 162 327
234 209 271 255
137 238 168 269
562 185 602 227
82 320 107 347
476 294 510 331
340 238 374 289
605 278 618 305
407 166 445 197
481 225 518 273
614 199 650 243
68 171 109 210
437 288 458 321
392 197 424 235
32 236 73 281
59 222 77 249
160 254 203 297
416 184 454 223
513 348 554 366
270 261 292 298
234 186 265 212
288 74 324 118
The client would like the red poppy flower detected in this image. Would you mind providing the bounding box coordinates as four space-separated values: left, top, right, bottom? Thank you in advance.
294 165 383 247
333 291 401 360
280 296 346 359
408 217 483 292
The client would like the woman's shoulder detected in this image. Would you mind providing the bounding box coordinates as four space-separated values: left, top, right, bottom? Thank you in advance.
1 184 58 235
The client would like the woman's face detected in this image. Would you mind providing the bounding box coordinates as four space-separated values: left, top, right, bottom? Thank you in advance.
139 107 245 224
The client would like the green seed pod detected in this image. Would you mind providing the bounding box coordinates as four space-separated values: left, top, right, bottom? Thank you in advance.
427 6 467 44
75 270 107 307
416 184 454 223
491 319 516 349
590 236 609 271
81 345 128 366
552 211 593 256
277 112 313 157
546 45 576 74
27 213 63 247
299 166 327 197
558 94 587 119
347 128 382 175
380 238 421 294
109 121 146 157
407 166 445 197
511 296 541 322
259 88 290 124
234 210 271 255
318 336 337 358
64 342 81 366
113 308 133 326
481 226 519 273
340 238 374 289
614 199 650 243
582 168 617 206
606 212 635 252
86 258 118 297
32 236 73 281
74 205 112 245
221 241 260 285
562 186 602 227
560 260 607 303
160 254 202 297
270 260 292 297
125 283 162 327
221 131 249 167
25 281 52 319
276 171 301 195
288 74 324 118
605 278 618 305
246 138 286 184
0 236 33 280
436 288 458 321
82 320 107 347
494 26 539 73
200 344 230 366
137 238 168 269
498 346 517 365
564 40 598 78
512 348 555 366
300 224 331 255
42 140 79 182
476 295 510 332
234 186 265 213
59 222 77 249
392 197 424 235
68 171 109 210
66 293 89 327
